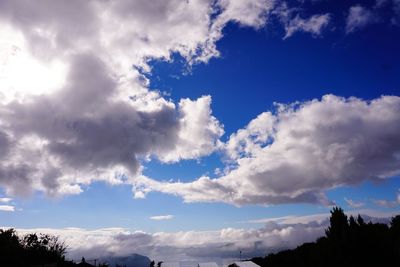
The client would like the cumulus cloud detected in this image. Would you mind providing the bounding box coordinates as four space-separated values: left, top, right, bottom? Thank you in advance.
0 0 337 199
150 215 175 221
0 0 264 197
1 0 399 204
0 76 223 196
157 96 224 163
134 95 400 206
346 5 377 33
0 0 215 70
225 112 275 161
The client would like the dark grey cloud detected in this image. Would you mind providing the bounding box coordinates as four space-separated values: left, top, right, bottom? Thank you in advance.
0 163 34 195
0 0 98 61
0 130 11 159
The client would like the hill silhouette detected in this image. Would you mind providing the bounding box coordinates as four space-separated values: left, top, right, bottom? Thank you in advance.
251 207 400 267
100 253 151 267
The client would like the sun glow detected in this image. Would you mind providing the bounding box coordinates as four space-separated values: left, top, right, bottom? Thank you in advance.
0 25 67 103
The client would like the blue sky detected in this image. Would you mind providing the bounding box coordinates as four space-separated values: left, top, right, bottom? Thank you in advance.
1 0 400 262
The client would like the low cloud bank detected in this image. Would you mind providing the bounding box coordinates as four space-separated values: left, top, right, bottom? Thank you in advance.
7 209 398 262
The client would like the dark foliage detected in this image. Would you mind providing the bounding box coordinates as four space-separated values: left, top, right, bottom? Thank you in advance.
252 207 400 267
0 228 75 267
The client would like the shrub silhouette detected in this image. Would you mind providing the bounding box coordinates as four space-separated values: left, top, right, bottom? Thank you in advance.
0 228 72 267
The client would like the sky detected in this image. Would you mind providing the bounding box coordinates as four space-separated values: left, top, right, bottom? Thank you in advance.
0 0 400 264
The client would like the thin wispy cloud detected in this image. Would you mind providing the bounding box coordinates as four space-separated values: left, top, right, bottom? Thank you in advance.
245 209 399 226
0 197 12 203
372 190 400 208
344 198 365 208
0 205 15 212
150 215 174 221
245 213 328 225
346 5 377 33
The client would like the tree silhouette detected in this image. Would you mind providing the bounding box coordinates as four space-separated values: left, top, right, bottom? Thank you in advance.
325 206 348 240
0 228 71 267
390 215 400 265
251 207 400 267
356 214 365 226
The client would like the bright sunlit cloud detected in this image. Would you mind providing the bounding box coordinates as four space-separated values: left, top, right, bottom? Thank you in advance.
0 25 67 103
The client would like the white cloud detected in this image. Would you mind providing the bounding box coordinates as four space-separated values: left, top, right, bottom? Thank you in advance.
134 95 400 206
344 197 365 208
157 96 224 163
0 83 224 196
0 205 15 212
274 3 330 39
225 112 275 161
216 0 274 28
284 14 331 39
150 215 174 221
0 197 12 203
346 5 377 33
